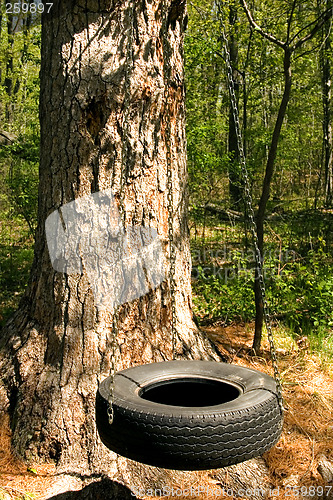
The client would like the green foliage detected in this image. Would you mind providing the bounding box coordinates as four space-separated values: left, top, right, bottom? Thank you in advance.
0 6 41 232
276 247 333 334
2 137 39 236
27 467 37 475
192 266 256 323
185 0 229 206
185 0 329 207
0 19 41 134
185 0 333 353
0 229 34 326
192 223 333 344
0 8 40 327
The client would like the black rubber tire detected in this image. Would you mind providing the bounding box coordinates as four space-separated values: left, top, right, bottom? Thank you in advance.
96 360 283 470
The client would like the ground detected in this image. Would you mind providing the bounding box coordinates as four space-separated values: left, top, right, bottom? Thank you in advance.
0 323 332 500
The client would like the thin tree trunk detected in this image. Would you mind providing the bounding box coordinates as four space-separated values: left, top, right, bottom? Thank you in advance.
4 13 14 123
252 48 292 354
22 6 32 63
228 1 242 210
240 0 332 352
320 0 333 207
0 0 220 488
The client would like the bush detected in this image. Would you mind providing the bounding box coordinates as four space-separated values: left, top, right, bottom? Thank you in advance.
1 134 39 236
192 266 256 323
192 243 333 337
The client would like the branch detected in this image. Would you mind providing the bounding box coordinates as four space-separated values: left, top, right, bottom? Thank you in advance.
215 50 245 78
240 0 286 49
287 0 297 43
293 41 323 61
293 6 333 50
244 27 254 70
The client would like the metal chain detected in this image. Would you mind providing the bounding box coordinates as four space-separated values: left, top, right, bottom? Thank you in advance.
162 0 177 359
217 2 284 415
107 0 135 424
107 308 120 424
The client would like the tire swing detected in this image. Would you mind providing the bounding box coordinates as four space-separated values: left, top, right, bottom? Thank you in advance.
96 1 284 470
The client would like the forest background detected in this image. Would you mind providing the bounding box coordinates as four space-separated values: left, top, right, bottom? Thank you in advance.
0 0 332 361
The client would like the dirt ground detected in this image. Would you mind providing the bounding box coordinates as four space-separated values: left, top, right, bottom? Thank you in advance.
0 323 332 500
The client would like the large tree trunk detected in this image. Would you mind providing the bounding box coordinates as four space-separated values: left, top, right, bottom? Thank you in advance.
0 0 220 489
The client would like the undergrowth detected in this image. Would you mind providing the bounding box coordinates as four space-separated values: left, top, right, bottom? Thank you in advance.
0 214 33 328
191 218 333 362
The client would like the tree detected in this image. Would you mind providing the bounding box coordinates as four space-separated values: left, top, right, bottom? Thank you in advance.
0 1 41 132
240 0 333 353
3 9 14 122
227 0 243 210
0 0 220 493
319 0 333 207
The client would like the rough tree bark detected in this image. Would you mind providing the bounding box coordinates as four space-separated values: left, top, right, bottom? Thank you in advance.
0 0 222 495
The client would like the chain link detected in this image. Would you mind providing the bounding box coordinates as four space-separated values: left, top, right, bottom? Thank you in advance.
107 307 120 424
107 0 135 424
217 2 284 415
162 0 177 359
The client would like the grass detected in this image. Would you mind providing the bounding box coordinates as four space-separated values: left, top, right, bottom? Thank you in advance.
307 328 333 370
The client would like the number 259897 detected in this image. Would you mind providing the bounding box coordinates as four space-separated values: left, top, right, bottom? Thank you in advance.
6 3 53 14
